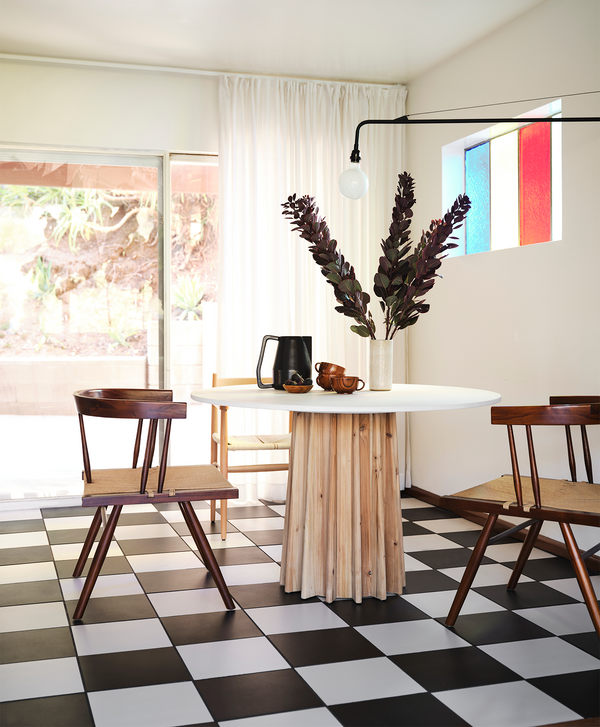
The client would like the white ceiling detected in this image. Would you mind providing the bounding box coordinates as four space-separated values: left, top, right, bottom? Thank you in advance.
0 0 548 84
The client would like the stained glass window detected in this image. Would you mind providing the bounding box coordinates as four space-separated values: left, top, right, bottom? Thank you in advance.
465 143 490 254
463 119 557 254
519 122 552 245
490 131 518 250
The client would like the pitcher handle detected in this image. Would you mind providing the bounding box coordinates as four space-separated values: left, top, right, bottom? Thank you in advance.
256 335 278 389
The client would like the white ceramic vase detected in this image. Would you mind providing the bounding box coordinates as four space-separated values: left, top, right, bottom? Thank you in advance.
369 339 393 391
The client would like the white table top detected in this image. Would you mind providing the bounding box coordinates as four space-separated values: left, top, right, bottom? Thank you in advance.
191 383 501 414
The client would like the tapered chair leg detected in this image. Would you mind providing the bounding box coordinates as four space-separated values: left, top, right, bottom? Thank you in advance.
560 522 600 637
507 519 543 590
220 500 228 540
73 505 123 620
73 506 103 578
179 501 235 610
446 514 498 627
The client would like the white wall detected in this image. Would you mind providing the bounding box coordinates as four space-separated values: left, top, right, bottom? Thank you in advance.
403 0 599 548
0 59 219 153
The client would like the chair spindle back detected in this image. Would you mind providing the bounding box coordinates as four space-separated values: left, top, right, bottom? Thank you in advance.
549 396 600 484
74 389 186 494
491 403 599 508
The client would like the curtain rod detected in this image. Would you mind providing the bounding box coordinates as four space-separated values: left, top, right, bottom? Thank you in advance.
0 53 400 89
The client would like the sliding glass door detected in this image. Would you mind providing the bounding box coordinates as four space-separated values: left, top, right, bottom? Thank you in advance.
0 150 163 502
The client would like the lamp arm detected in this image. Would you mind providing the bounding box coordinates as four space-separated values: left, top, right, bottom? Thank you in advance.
349 115 600 161
350 117 408 161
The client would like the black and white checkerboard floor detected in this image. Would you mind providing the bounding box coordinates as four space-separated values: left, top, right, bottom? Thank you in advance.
0 495 598 727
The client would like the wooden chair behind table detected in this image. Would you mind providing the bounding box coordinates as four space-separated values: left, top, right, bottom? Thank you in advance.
72 388 238 621
441 403 600 637
210 374 292 539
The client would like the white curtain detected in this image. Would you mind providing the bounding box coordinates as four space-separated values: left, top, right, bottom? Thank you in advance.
217 75 408 500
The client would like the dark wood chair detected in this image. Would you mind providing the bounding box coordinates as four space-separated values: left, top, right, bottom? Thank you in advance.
441 403 600 637
72 388 239 620
485 395 600 553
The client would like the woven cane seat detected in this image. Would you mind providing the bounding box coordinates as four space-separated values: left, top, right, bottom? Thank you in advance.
83 464 237 498
212 433 291 451
451 474 600 516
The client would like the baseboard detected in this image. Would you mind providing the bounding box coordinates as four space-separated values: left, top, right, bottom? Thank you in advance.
408 485 600 573
406 486 440 507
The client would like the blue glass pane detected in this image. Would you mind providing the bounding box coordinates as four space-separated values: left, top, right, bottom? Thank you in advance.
465 143 490 254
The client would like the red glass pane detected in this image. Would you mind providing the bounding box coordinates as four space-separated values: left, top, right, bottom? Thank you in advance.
519 123 551 245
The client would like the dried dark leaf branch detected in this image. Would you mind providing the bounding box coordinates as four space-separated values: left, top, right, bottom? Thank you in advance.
281 194 376 338
282 172 470 340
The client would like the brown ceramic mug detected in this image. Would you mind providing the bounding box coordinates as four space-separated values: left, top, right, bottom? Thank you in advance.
315 362 346 375
330 375 365 394
315 362 345 390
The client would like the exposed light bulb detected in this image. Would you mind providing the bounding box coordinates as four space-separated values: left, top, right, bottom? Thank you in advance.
338 162 369 199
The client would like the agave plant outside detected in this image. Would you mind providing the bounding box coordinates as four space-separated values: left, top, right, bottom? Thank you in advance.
281 172 471 340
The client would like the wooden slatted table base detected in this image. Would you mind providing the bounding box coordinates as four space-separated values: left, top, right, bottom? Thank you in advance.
280 411 405 602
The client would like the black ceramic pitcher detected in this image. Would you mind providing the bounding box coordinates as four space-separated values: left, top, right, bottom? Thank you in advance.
256 335 312 390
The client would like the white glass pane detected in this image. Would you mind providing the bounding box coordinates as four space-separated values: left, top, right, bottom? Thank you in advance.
169 159 219 466
490 133 518 250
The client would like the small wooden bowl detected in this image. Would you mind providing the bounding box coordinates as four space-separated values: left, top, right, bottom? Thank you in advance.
283 384 313 394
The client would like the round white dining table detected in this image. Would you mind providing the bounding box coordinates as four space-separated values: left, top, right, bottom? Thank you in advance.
191 383 501 602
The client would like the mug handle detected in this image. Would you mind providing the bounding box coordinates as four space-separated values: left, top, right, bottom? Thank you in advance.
315 362 324 374
256 335 278 389
357 379 365 391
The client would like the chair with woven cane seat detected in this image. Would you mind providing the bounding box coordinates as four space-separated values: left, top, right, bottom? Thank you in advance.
72 388 238 620
483 395 600 553
210 374 292 539
441 403 600 637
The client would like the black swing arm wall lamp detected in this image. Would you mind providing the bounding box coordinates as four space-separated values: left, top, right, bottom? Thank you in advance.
338 113 600 199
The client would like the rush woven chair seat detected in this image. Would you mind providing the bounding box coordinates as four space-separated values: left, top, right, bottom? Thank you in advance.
210 374 292 538
441 403 600 637
72 388 238 620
